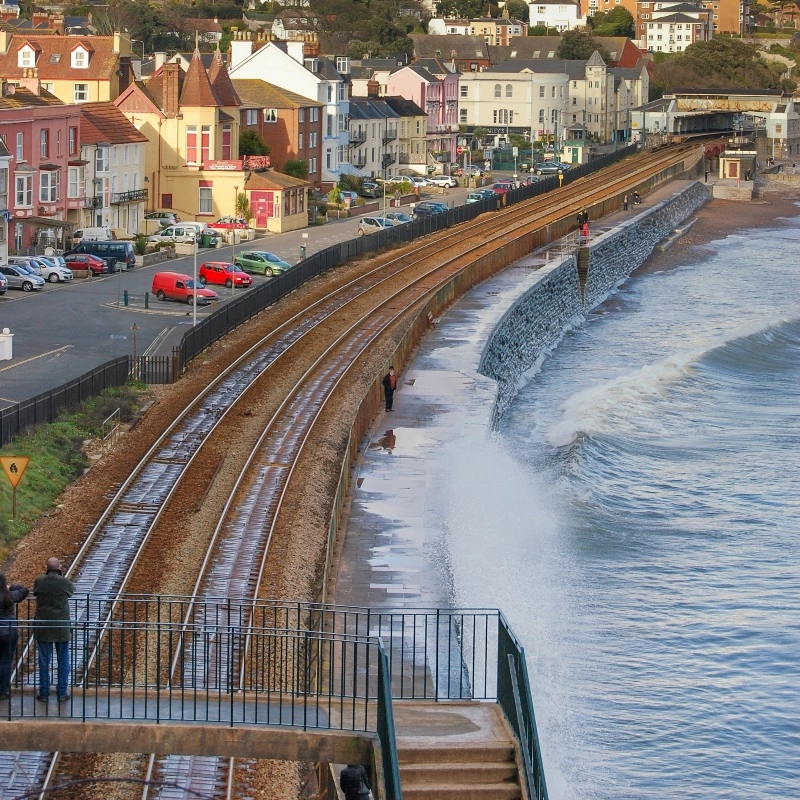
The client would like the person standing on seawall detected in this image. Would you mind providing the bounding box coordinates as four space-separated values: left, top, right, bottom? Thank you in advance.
33 557 74 703
0 573 29 699
382 366 397 412
623 194 629 211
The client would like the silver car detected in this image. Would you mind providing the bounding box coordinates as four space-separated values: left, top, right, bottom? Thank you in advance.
0 272 7 295
11 256 73 283
0 264 46 291
357 217 395 236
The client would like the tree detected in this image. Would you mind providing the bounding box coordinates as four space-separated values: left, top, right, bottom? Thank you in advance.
239 129 270 157
505 0 529 23
435 0 486 19
284 160 309 180
556 30 612 61
590 8 634 37
235 193 251 221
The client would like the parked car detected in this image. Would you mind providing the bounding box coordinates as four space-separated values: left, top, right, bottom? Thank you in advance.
0 273 7 295
334 189 359 205
384 211 412 224
413 202 448 218
534 162 569 175
10 256 73 283
64 252 108 275
0 264 45 291
70 227 114 245
360 182 380 198
492 182 513 195
148 225 202 245
199 261 253 288
152 272 218 305
418 201 449 212
234 251 292 276
208 217 248 230
408 176 432 188
145 211 181 227
64 240 137 272
428 175 458 188
462 165 485 178
466 192 486 204
358 217 395 236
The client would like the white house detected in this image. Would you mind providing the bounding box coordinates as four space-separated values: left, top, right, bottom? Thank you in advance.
526 0 586 31
644 1 713 53
428 18 473 35
348 97 401 179
230 39 352 185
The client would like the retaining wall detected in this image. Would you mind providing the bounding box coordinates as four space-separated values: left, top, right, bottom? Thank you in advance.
478 180 711 421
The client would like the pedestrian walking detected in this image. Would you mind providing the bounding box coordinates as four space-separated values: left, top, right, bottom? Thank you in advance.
622 194 629 211
382 366 397 412
0 573 29 699
340 764 372 800
33 557 74 703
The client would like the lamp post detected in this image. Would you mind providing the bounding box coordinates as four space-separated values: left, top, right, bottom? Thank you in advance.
192 238 198 327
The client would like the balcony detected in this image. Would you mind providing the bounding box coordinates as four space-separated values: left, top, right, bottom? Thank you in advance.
0 192 7 212
381 153 396 168
399 153 426 165
382 128 397 144
111 188 149 205
83 196 103 209
349 129 367 146
353 155 368 168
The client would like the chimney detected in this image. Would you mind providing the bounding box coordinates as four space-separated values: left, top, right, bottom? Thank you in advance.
287 40 305 65
0 30 10 56
19 67 41 96
113 31 131 57
163 62 180 117
367 79 380 98
229 37 254 70
154 51 167 70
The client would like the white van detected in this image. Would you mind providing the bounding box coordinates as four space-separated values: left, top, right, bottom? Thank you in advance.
71 227 114 245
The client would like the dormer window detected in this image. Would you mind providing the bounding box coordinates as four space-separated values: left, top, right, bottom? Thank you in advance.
71 45 90 69
18 46 36 68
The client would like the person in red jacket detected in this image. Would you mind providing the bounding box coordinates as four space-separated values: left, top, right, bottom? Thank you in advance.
382 366 397 412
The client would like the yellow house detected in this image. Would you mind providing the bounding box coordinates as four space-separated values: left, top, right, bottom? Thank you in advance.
0 30 133 105
115 48 246 220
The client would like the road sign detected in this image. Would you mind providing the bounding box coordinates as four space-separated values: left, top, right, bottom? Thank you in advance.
457 146 464 154
1 456 29 489
512 146 519 157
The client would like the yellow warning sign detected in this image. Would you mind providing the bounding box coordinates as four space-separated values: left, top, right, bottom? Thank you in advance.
1 457 30 489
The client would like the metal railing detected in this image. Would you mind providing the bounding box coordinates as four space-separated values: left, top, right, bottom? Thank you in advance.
111 188 149 204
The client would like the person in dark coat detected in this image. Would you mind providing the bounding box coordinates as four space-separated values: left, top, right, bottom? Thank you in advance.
340 764 371 800
0 573 29 699
33 557 74 702
382 366 397 412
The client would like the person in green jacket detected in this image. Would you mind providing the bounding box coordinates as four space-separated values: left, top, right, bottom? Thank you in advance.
33 557 74 703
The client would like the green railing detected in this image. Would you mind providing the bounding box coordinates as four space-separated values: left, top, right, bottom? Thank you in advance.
377 642 403 800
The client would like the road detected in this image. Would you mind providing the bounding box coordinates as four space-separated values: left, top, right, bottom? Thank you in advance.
0 180 488 409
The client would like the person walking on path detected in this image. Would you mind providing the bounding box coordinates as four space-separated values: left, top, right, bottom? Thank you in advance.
382 366 397 412
0 573 29 699
623 194 629 211
340 764 372 800
33 557 74 703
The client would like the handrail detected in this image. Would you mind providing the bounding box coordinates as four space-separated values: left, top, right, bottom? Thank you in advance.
376 642 403 800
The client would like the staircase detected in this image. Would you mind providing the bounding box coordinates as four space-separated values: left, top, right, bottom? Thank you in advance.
394 703 523 800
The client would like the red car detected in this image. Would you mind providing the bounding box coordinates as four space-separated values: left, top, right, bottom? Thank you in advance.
207 217 249 230
64 252 108 275
492 182 513 195
198 261 253 288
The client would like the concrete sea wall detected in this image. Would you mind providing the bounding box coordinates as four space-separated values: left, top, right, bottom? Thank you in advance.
480 180 711 421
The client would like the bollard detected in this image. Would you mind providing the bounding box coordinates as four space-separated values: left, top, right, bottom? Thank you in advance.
300 244 307 260
124 289 129 306
144 292 149 309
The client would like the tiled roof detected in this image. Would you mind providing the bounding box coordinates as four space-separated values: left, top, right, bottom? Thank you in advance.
410 34 489 62
0 84 64 109
484 59 586 79
412 57 456 75
246 170 310 191
179 49 219 107
490 36 632 65
232 79 321 109
0 33 122 81
79 102 148 145
383 95 426 118
208 49 241 107
144 64 184 110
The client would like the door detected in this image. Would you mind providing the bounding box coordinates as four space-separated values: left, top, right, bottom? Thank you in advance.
729 162 738 178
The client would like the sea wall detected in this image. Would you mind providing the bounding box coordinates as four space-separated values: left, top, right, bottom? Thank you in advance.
480 180 711 421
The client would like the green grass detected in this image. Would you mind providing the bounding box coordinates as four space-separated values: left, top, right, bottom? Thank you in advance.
0 384 146 558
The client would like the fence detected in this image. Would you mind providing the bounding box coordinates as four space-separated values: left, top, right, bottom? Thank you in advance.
0 357 130 447
179 145 637 371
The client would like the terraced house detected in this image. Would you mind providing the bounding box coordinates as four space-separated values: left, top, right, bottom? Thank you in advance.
0 29 134 105
116 48 245 221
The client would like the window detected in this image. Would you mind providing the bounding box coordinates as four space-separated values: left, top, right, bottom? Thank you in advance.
326 148 332 169
95 146 108 172
16 132 23 162
551 86 556 98
42 82 54 93
246 109 258 125
299 108 305 123
68 166 82 198
505 84 512 98
18 47 34 68
69 127 77 155
336 56 349 73
494 84 501 98
459 108 467 123
539 109 545 123
308 156 317 174
186 126 198 164
327 114 333 136
201 125 210 165
309 131 318 148
199 186 213 214
74 83 89 102
264 109 278 123
310 107 318 122
460 85 468 98
40 129 49 159
327 85 333 102
15 175 32 206
71 47 89 68
222 125 232 160
40 170 59 202
123 144 129 165
299 132 304 150
539 85 545 97
56 130 61 157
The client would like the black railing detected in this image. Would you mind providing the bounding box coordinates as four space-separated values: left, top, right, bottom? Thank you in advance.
0 357 130 446
111 188 149 204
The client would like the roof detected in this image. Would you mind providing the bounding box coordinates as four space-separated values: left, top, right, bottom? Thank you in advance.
349 97 400 121
208 49 240 107
412 57 456 76
0 33 123 81
232 79 321 109
586 50 606 67
650 13 705 22
79 101 148 146
186 18 223 33
490 36 633 66
180 48 221 107
405 64 443 83
245 170 310 191
0 84 63 109
409 34 489 62
483 59 586 80
383 95 426 118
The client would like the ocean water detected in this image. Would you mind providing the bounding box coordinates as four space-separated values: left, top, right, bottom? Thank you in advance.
443 213 800 799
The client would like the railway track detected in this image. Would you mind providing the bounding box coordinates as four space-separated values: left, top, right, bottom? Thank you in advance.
4 145 697 799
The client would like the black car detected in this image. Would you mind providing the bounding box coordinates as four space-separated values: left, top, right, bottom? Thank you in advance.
361 182 380 198
413 202 448 218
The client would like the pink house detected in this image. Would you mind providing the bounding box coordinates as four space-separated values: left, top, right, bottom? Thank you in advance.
388 58 459 162
0 75 81 252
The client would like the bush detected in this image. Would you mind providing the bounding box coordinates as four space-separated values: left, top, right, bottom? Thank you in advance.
134 233 148 255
